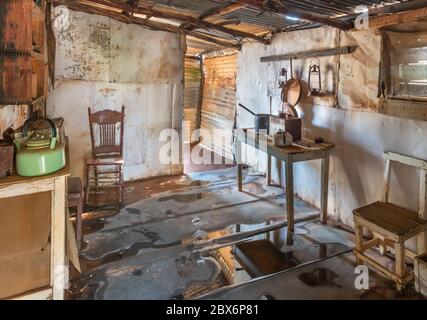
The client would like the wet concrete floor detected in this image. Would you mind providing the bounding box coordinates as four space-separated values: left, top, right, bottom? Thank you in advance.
68 167 421 300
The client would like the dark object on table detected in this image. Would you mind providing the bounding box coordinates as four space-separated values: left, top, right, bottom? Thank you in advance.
0 141 14 178
238 103 270 134
68 177 83 250
315 137 324 144
270 115 302 142
86 106 125 205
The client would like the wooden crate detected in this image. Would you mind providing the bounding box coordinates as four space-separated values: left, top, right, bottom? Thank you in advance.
415 253 427 297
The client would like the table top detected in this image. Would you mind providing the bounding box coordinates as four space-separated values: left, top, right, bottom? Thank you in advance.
234 128 334 158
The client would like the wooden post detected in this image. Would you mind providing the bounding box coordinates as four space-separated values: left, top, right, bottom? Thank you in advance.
320 151 330 224
419 169 427 254
51 176 67 300
382 158 391 203
285 158 294 245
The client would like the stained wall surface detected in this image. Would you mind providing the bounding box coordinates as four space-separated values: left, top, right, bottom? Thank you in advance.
237 26 427 230
47 7 184 181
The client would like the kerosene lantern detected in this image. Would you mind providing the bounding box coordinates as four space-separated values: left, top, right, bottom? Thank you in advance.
308 58 321 95
278 67 288 88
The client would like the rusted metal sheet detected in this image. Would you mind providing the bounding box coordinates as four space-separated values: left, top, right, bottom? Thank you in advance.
184 58 201 140
200 53 237 159
0 54 32 104
0 0 32 53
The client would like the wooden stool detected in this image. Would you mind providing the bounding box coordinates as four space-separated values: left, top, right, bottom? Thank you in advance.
353 152 427 290
68 177 83 249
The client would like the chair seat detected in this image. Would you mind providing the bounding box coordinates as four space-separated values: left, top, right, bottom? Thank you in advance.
86 158 124 166
353 201 427 242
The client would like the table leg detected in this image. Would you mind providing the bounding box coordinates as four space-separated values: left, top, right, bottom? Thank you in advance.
237 140 243 192
51 177 67 300
285 159 294 245
320 152 330 224
267 154 272 186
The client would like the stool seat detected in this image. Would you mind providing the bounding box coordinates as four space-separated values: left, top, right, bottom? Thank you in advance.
68 177 83 195
67 177 84 250
354 201 427 243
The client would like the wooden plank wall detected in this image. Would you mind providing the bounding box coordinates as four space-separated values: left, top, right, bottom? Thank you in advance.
200 54 237 160
184 58 201 143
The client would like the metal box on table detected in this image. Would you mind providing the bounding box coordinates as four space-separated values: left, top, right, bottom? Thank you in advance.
270 115 302 142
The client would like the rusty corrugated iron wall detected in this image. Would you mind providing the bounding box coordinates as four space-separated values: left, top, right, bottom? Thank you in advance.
200 53 237 159
184 58 201 143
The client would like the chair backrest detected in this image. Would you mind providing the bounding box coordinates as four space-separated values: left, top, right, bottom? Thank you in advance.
382 152 427 218
88 106 125 159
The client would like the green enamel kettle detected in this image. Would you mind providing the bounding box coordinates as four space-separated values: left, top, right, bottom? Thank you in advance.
15 117 66 177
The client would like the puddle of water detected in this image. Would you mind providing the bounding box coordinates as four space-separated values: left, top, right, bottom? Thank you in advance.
299 268 342 288
158 193 207 203
184 223 350 298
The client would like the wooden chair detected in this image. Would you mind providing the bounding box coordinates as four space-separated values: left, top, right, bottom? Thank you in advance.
67 177 83 249
353 152 427 290
85 106 125 205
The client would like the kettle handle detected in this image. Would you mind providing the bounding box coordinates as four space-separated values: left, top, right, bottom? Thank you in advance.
22 117 57 139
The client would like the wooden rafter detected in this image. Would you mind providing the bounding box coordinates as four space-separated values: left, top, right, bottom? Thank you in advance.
235 0 353 30
52 0 242 49
367 7 427 29
71 0 270 44
198 2 246 20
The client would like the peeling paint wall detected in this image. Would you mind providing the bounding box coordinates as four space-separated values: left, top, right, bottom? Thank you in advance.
237 26 427 230
47 7 184 181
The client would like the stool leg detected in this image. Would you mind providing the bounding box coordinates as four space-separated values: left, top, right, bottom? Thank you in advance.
395 241 406 291
76 199 83 250
355 223 364 265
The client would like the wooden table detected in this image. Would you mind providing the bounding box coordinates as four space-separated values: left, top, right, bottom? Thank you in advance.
234 129 334 244
0 146 70 300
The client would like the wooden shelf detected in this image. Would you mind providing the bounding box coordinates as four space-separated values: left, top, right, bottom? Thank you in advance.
260 46 358 63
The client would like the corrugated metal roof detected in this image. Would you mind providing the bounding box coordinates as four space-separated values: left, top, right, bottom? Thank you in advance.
58 0 426 55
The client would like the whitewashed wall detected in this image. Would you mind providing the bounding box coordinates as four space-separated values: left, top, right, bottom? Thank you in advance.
47 7 184 181
237 27 427 229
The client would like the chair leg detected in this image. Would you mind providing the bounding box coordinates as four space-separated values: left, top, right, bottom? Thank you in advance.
94 166 99 193
118 163 124 204
76 199 83 250
85 164 90 205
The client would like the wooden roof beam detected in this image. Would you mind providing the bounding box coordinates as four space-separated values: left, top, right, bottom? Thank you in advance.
367 6 427 29
81 0 270 44
198 2 246 20
235 0 353 31
52 1 242 49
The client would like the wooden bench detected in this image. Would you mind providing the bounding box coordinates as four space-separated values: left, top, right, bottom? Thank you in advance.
353 152 427 290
